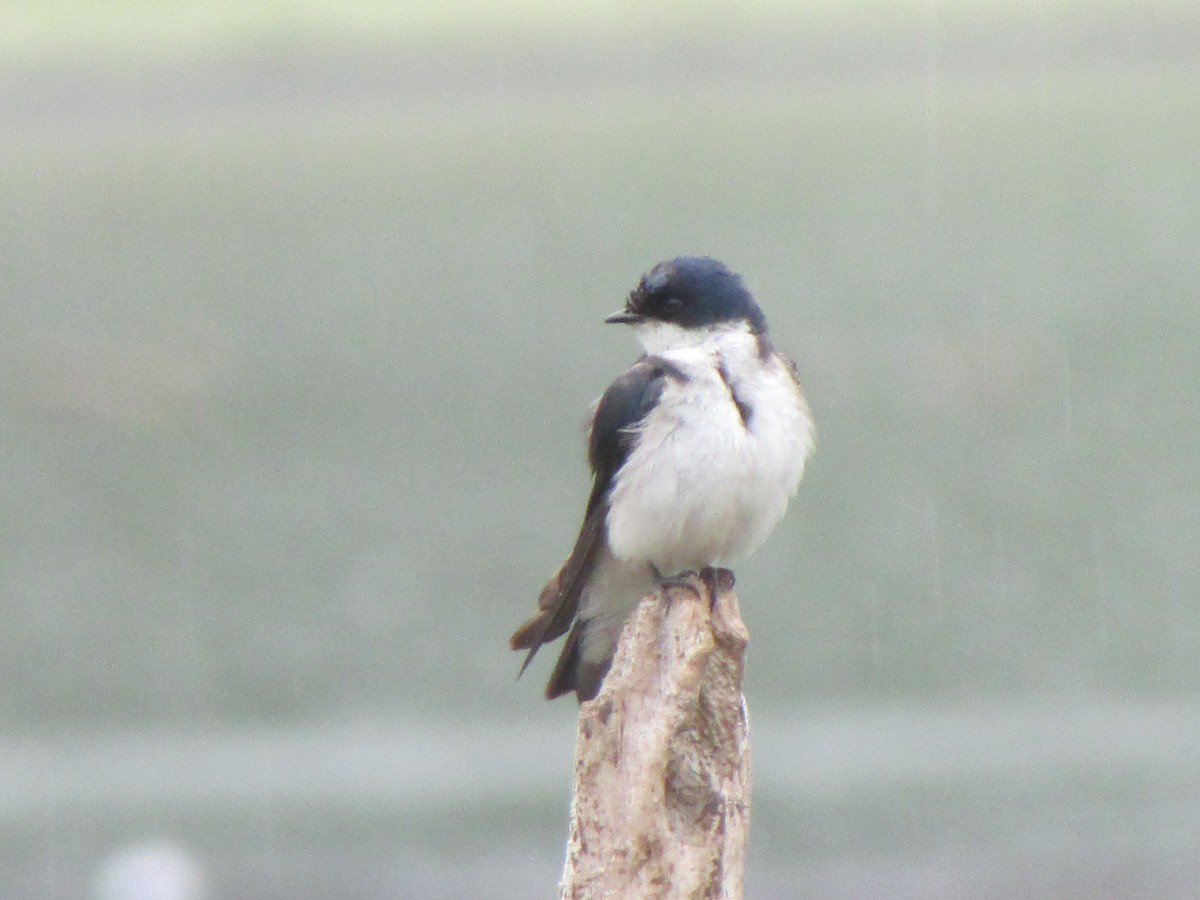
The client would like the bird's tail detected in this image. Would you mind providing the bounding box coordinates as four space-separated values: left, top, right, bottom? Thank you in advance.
509 566 572 677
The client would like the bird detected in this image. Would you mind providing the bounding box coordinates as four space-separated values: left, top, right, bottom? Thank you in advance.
510 256 814 702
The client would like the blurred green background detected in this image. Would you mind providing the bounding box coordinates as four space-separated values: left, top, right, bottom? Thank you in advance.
2 2 1199 898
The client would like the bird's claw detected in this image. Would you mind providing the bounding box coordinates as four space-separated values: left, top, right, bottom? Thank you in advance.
657 569 704 601
651 566 736 608
699 566 735 608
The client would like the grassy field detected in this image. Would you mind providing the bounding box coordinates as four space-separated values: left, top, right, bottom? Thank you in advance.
8 0 1195 63
2 4 1199 896
4 58 1197 722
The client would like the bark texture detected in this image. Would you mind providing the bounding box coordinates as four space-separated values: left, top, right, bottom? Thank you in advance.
560 570 751 899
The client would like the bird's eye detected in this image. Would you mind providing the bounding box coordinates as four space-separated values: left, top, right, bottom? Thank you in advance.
663 296 682 310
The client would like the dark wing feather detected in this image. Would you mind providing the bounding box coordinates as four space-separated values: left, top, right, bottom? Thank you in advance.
585 356 679 511
510 357 678 681
510 502 605 667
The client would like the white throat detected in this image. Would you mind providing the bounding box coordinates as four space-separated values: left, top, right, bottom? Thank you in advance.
633 319 761 359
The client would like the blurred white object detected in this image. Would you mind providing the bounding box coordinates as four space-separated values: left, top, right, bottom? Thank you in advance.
92 841 207 900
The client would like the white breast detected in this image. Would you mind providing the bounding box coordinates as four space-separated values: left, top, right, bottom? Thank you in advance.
605 328 813 575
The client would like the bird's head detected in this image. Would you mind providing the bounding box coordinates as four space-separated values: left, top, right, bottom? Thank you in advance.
606 256 767 355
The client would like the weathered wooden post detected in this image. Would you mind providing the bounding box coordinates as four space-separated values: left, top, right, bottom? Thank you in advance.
559 570 751 899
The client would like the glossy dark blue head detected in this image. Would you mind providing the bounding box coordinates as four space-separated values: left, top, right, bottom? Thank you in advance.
605 256 767 333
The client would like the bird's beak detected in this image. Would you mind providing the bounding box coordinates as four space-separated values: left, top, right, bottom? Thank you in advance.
604 310 643 325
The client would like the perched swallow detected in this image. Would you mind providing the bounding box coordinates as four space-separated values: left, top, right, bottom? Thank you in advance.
511 256 814 701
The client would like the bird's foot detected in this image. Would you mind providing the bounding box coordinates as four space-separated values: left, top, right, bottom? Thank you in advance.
650 565 704 602
699 566 735 607
649 566 734 606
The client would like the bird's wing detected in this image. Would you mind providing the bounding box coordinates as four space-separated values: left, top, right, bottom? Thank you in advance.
585 356 684 513
509 357 680 675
